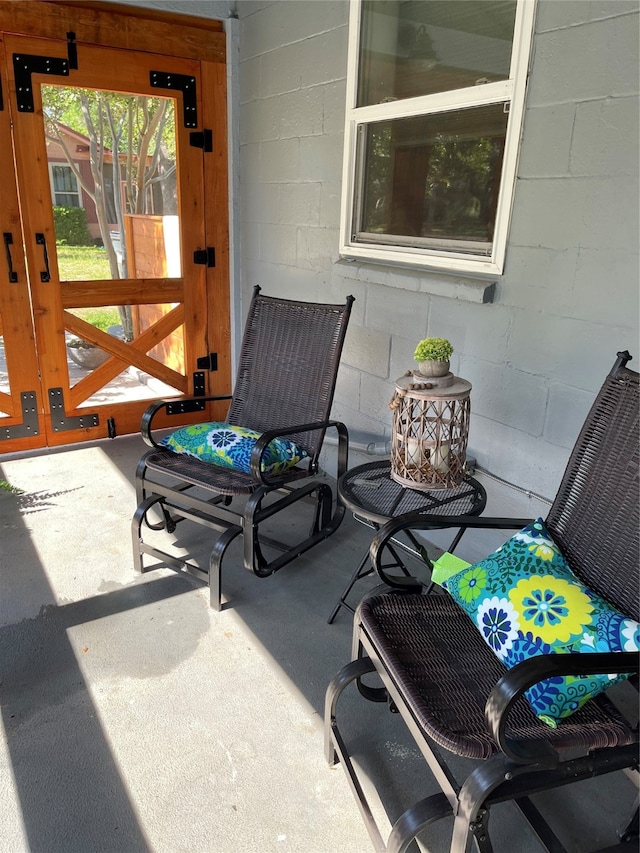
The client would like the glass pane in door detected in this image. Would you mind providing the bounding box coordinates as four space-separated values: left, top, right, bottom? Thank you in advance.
41 85 181 282
64 303 186 409
0 334 8 418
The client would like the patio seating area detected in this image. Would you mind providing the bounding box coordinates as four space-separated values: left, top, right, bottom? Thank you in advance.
0 0 636 848
326 355 639 853
1 433 637 852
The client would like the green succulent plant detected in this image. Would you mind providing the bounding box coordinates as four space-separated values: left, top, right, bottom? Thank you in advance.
413 337 454 362
67 338 96 349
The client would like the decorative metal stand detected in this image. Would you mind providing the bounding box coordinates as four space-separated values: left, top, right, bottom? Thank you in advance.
390 369 471 490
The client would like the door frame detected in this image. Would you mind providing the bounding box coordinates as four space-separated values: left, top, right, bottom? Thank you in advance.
0 38 44 451
0 0 231 451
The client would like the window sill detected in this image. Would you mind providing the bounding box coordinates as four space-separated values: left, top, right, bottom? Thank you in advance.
335 256 497 304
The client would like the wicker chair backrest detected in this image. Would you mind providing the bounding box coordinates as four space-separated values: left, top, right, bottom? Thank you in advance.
546 359 639 621
226 288 353 458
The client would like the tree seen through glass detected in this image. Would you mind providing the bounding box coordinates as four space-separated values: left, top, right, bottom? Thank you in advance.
361 106 507 247
42 85 181 345
42 86 180 292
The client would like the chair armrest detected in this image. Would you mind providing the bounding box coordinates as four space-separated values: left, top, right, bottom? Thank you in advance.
250 420 349 486
370 514 532 589
486 651 640 767
140 395 233 448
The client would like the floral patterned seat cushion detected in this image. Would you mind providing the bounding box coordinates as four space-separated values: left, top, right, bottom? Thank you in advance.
443 518 640 727
159 422 308 476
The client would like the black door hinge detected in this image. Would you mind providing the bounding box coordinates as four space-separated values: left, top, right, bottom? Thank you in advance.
66 32 78 70
193 247 215 268
0 392 39 441
149 70 197 128
196 353 218 372
193 371 206 395
189 129 212 151
48 388 98 432
13 53 69 112
165 371 208 415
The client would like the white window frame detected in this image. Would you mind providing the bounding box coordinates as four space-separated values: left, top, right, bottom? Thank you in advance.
339 0 537 278
49 161 83 209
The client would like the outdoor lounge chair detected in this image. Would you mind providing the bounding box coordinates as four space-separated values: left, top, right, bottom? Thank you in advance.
325 351 639 853
132 286 353 610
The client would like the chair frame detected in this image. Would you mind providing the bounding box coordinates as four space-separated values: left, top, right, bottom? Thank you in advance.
325 351 640 853
132 287 353 610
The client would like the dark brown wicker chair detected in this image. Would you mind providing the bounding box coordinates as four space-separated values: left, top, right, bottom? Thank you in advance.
326 351 639 853
132 286 353 610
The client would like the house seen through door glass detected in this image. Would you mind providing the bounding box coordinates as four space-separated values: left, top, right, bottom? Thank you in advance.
42 84 184 402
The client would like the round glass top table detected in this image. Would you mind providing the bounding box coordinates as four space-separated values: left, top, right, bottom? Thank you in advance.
328 459 486 623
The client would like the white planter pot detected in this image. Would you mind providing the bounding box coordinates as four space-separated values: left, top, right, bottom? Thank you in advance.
417 360 450 378
67 344 110 370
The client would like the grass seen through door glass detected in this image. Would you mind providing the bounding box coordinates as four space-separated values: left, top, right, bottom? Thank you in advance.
56 244 121 338
67 307 121 337
56 245 111 281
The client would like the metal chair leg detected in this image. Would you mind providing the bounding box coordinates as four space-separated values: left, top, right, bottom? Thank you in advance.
209 524 243 612
325 657 376 764
386 793 453 853
618 794 639 843
132 493 166 572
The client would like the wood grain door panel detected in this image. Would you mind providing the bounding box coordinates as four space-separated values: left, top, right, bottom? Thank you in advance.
0 9 230 450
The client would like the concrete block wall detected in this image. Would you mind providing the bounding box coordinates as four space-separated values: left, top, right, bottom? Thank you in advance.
237 0 639 499
113 0 235 16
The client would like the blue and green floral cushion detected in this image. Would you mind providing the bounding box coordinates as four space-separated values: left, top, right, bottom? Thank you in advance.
443 518 640 727
159 422 308 476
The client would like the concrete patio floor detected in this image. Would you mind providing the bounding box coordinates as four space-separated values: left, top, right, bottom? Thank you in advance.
0 435 637 853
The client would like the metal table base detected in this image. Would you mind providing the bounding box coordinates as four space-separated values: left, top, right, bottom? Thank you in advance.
329 460 486 624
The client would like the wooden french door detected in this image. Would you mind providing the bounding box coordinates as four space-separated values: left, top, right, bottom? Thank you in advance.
0 3 230 453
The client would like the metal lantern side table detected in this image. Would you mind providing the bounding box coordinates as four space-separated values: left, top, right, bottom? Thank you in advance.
328 459 486 624
390 370 472 491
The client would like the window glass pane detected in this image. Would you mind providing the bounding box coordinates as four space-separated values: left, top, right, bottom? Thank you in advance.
52 164 77 192
358 0 517 106
54 192 80 207
52 165 80 206
356 104 508 250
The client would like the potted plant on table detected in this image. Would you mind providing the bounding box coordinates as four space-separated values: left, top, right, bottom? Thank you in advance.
413 337 454 378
